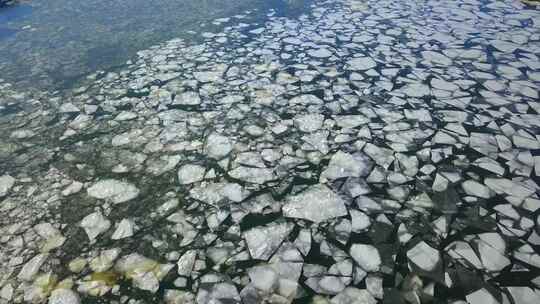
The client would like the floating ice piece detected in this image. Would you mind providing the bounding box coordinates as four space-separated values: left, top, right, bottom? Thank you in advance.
470 133 498 157
514 251 540 269
294 114 325 132
473 157 505 176
204 133 233 159
302 131 330 154
350 210 371 232
0 284 13 301
80 212 111 242
346 57 377 70
219 95 245 104
406 192 434 209
407 241 440 272
196 281 240 304
178 164 206 185
366 275 383 299
395 154 419 177
90 248 121 272
190 182 246 206
111 219 135 240
177 250 197 276
0 175 15 197
334 115 370 128
306 276 346 295
308 48 333 58
343 177 371 198
87 179 140 204
146 155 181 176
350 244 381 272
466 288 500 304
48 289 81 304
234 149 266 168
513 134 540 150
59 102 80 113
294 229 312 256
476 233 510 272
401 83 430 97
62 181 83 196
18 254 48 281
363 143 394 169
331 287 376 304
447 241 482 269
484 178 534 199
431 78 459 91
193 71 223 83
320 152 373 181
422 51 452 66
507 286 540 304
244 222 292 260
173 91 201 105
115 111 137 121
289 94 324 105
10 129 35 139
247 265 278 292
229 166 275 184
165 290 195 303
34 222 66 252
462 180 494 199
282 185 347 223
115 253 173 293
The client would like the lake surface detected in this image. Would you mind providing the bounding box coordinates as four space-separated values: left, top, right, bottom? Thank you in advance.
0 0 308 89
1 0 540 303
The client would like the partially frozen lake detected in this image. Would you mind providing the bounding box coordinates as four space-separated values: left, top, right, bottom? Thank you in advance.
0 0 539 303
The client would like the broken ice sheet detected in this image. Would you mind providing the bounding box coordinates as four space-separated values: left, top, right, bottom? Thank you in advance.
3 0 540 302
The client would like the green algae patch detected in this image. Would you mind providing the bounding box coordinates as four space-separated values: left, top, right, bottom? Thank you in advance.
90 271 121 286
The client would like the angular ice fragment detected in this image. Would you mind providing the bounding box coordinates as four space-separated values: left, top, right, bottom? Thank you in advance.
283 185 348 223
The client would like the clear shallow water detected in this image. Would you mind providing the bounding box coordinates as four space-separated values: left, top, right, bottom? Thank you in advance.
0 0 309 89
1 0 540 303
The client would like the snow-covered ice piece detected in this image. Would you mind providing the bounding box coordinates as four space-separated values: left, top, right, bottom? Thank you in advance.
283 185 347 223
350 244 381 272
87 179 139 204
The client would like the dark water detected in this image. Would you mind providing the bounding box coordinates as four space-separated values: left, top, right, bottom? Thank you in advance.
0 0 309 90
